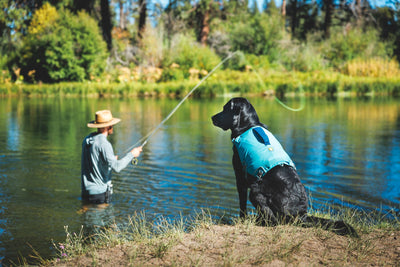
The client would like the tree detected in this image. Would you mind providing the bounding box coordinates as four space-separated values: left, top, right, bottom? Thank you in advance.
288 0 299 36
229 12 284 58
101 0 113 50
373 4 400 59
19 3 108 82
138 0 147 38
282 0 286 16
323 0 333 38
72 0 113 51
117 0 126 30
264 0 279 13
190 0 223 46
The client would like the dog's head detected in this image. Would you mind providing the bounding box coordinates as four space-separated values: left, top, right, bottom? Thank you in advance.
212 97 261 138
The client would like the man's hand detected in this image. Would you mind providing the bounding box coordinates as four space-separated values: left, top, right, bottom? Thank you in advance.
131 146 143 158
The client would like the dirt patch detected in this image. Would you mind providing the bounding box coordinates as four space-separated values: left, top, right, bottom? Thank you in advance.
52 224 400 266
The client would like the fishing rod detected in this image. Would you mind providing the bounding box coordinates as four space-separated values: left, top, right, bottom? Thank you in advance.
125 51 239 164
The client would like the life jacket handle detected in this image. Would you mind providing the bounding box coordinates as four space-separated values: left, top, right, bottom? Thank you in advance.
252 127 270 146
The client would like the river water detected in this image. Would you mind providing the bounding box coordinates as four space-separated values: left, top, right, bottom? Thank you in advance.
0 96 399 264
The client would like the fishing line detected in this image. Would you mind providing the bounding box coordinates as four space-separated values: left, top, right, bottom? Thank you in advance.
273 84 306 112
124 51 240 155
125 50 305 163
243 58 306 112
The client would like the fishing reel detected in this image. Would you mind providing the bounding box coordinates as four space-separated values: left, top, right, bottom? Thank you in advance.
131 140 147 165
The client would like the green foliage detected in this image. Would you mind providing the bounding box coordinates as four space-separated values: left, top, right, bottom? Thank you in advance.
0 0 28 48
2 71 400 97
223 51 247 70
244 54 271 70
19 4 107 83
28 2 60 35
228 12 285 63
372 5 400 59
190 0 222 43
229 15 267 56
322 26 392 69
0 0 29 77
137 26 164 67
2 0 400 85
0 54 11 83
278 41 326 72
158 67 185 82
168 33 221 77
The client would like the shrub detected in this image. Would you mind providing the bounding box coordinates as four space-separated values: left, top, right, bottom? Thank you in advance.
244 54 271 70
223 50 247 70
278 41 326 72
0 54 11 83
19 4 108 83
228 12 285 62
322 26 392 69
137 26 164 67
167 33 222 78
158 67 185 82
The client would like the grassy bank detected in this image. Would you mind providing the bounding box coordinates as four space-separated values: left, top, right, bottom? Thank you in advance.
17 207 400 266
1 71 400 98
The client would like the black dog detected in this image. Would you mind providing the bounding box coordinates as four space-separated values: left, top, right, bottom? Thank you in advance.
212 97 357 236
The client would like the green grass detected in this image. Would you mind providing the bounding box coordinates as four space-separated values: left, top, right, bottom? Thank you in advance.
1 71 399 98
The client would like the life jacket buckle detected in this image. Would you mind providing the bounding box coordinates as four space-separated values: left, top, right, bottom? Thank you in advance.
256 167 267 180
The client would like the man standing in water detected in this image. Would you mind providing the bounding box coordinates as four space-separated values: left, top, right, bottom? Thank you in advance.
81 110 142 204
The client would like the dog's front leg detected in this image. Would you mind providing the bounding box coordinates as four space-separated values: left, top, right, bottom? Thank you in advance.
233 148 248 219
236 177 247 218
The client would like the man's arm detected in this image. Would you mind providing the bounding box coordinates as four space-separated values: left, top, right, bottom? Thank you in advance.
103 141 139 173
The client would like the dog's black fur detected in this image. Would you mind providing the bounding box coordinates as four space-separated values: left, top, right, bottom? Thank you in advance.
212 97 357 236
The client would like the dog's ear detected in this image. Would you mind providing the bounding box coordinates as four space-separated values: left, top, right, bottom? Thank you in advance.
231 99 243 129
230 99 244 117
231 98 261 135
225 99 239 114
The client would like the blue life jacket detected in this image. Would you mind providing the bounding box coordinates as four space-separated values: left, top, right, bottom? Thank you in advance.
232 126 295 179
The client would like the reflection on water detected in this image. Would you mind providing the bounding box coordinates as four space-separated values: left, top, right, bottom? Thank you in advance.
0 96 399 264
80 204 116 232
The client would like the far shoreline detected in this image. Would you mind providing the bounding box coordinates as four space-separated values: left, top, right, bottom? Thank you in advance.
1 70 399 98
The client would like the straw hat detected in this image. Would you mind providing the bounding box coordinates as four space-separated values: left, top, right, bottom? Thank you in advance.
87 110 121 128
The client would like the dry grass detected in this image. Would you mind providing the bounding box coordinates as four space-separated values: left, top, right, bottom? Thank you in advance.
48 221 400 266
343 58 400 78
34 209 400 267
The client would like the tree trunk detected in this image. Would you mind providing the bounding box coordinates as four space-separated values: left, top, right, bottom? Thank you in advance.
200 8 210 46
100 0 113 51
281 0 286 16
324 0 333 38
290 0 298 36
355 0 362 23
119 0 125 30
138 0 147 38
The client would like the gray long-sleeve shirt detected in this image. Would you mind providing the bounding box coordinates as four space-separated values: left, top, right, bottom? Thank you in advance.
81 132 134 195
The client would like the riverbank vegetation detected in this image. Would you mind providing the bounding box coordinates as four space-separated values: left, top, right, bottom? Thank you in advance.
18 207 400 266
2 70 400 97
1 1 400 97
